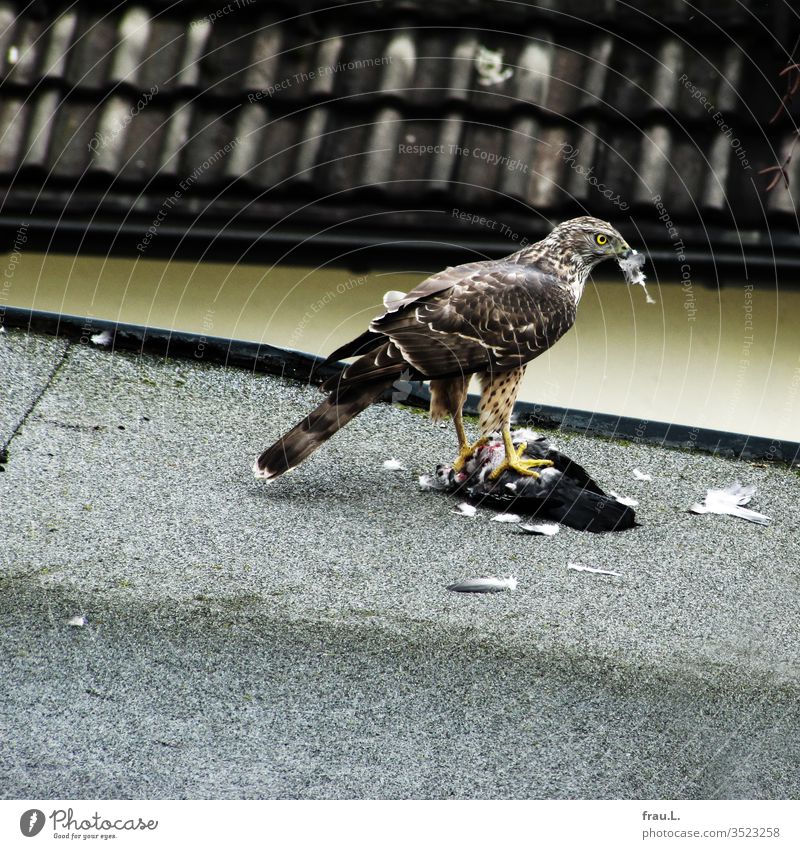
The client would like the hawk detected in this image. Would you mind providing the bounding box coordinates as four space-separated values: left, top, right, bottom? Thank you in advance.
254 216 635 483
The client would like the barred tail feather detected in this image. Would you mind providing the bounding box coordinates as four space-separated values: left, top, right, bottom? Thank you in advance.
253 379 392 482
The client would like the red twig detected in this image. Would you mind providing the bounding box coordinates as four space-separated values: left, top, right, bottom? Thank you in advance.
763 58 800 191
760 132 799 191
769 63 800 124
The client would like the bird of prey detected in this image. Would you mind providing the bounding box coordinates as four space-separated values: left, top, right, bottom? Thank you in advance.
254 216 635 483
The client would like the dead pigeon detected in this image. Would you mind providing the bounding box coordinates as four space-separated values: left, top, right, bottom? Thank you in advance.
429 430 637 533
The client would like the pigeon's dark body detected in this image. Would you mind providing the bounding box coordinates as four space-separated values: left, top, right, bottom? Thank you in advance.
438 432 636 533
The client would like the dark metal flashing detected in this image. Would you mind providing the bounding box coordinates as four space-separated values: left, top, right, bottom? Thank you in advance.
0 214 796 287
3 305 797 465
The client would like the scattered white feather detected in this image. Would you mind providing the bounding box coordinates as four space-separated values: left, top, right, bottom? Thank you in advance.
447 575 518 593
418 474 437 491
568 562 621 577
504 482 517 492
632 468 652 482
520 522 559 536
609 491 638 507
453 501 477 518
382 458 405 471
618 250 656 304
67 615 87 627
382 290 407 311
0 325 6 334
511 427 540 443
491 513 521 523
689 481 771 525
90 330 112 346
7 45 19 64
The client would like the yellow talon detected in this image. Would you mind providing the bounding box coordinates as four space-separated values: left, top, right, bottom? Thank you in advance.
488 432 554 480
452 436 490 472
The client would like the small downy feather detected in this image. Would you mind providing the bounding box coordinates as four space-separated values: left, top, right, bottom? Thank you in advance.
618 250 655 304
520 522 559 536
418 474 437 491
382 290 407 312
90 330 113 346
689 482 771 525
491 513 521 523
567 562 621 577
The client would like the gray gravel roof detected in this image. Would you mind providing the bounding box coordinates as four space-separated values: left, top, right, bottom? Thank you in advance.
1 327 799 799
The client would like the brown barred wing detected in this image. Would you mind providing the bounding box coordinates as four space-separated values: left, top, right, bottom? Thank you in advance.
375 261 577 376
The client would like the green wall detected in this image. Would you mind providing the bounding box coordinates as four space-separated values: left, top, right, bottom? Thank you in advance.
3 251 798 442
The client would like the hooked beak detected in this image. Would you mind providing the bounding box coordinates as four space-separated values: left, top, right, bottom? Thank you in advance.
617 243 633 260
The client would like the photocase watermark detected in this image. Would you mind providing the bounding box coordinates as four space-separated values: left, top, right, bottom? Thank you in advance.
20 808 45 837
287 274 368 349
0 221 28 328
652 194 695 321
191 0 255 28
194 307 216 359
3 221 28 281
19 806 158 837
391 368 415 404
739 284 754 374
726 283 755 426
630 416 700 453
78 314 98 346
248 56 392 102
399 141 529 174
678 73 751 169
557 143 630 210
88 85 159 152
137 138 240 253
452 208 531 247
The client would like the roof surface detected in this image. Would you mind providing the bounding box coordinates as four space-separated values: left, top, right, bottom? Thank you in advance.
2 326 799 798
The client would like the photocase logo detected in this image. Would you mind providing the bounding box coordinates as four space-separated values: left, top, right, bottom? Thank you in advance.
20 809 45 837
16 807 159 838
392 369 414 404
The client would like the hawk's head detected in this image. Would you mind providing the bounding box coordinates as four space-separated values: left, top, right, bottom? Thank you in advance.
547 216 632 270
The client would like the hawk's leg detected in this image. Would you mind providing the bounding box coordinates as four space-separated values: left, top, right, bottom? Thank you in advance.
452 412 490 472
488 428 554 480
430 375 484 471
477 366 553 480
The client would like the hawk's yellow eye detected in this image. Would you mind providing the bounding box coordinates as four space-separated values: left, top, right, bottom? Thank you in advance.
595 234 608 246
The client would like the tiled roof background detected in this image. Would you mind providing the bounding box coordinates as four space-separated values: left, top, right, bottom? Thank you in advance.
0 0 798 266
